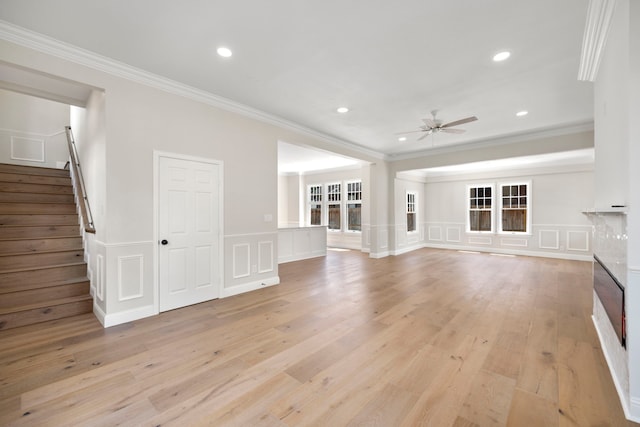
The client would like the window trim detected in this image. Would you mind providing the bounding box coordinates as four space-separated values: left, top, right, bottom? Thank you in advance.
326 182 342 232
466 183 495 234
307 184 323 227
345 180 362 233
497 181 531 235
406 191 418 233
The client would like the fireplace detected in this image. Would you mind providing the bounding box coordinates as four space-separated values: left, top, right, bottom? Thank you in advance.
594 254 625 347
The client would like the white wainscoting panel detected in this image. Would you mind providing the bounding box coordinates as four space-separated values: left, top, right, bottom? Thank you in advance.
539 229 560 250
378 228 388 249
422 222 591 260
96 254 105 301
567 230 590 251
99 241 155 328
501 238 528 248
258 241 274 273
278 227 326 263
396 227 407 247
468 236 492 245
407 231 420 245
364 226 371 247
447 227 461 243
225 232 279 296
293 230 311 255
11 136 44 162
117 254 144 301
232 243 251 278
428 226 442 241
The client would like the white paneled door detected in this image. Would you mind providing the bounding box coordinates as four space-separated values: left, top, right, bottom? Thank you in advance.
158 155 222 312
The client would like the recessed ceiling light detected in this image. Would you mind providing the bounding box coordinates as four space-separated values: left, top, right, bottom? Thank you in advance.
516 110 528 117
336 107 349 113
398 137 407 142
217 47 232 58
493 51 511 62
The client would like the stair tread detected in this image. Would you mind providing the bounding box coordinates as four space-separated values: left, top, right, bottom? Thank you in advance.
0 247 83 256
0 235 81 242
0 276 90 294
0 294 92 315
0 248 84 258
0 261 87 275
0 164 71 176
0 201 75 205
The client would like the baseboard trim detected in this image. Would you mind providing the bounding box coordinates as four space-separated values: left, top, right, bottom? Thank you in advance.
391 244 424 256
220 276 280 298
93 303 106 326
631 397 640 423
591 315 640 422
100 304 158 328
423 242 592 261
369 251 390 259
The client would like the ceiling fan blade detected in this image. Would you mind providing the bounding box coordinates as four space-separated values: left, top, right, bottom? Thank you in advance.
417 131 431 141
441 116 478 128
440 128 466 134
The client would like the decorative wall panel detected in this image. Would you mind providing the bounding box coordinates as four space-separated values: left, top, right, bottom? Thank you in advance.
117 254 144 301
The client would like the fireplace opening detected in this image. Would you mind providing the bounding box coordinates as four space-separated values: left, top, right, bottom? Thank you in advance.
594 255 625 347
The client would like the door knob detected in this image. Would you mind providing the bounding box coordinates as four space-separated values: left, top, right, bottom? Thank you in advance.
161 239 168 245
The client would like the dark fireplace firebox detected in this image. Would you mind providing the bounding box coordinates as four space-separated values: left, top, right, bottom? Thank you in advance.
594 255 626 347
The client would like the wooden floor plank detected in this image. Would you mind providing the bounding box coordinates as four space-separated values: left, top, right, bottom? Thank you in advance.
0 248 635 426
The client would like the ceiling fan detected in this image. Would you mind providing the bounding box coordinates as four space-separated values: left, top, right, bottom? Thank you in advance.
396 110 478 141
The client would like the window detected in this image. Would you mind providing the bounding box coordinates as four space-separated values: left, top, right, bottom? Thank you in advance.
346 181 362 231
327 183 341 230
407 192 417 232
308 185 322 226
500 183 529 233
468 185 493 232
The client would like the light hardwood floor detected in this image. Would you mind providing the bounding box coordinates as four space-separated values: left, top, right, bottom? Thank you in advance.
0 248 635 426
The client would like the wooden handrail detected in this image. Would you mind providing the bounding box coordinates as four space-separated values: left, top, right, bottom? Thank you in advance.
64 126 96 234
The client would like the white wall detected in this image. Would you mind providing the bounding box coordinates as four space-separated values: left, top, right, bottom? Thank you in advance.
0 88 69 168
421 167 594 259
278 174 303 228
592 0 640 421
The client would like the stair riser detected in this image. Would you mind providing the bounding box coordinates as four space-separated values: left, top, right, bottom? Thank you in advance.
0 264 87 291
0 298 93 330
0 250 84 270
0 182 73 195
0 225 80 239
0 281 90 309
0 202 77 215
0 192 75 203
0 172 72 186
0 214 78 226
0 237 83 254
0 164 71 177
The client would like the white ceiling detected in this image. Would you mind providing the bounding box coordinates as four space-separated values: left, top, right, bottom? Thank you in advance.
0 0 593 169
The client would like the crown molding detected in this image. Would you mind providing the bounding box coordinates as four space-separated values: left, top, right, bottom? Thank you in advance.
578 0 617 82
385 120 594 162
0 20 384 161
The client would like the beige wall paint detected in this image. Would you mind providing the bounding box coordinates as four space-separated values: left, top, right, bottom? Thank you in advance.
0 87 69 134
0 88 69 167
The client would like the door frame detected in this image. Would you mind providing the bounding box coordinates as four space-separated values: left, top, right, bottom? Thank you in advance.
153 150 224 314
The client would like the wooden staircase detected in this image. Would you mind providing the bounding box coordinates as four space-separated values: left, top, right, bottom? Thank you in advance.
0 163 93 330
